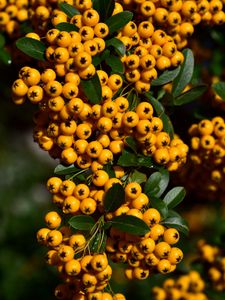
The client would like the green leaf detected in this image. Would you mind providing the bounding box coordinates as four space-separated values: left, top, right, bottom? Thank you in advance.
55 22 79 32
0 48 11 65
150 196 168 219
125 136 138 153
155 168 169 198
172 48 194 97
93 0 115 21
105 11 133 35
144 172 161 196
145 93 165 115
151 66 181 86
137 155 156 168
173 85 207 106
106 38 126 56
163 187 186 209
58 2 81 17
212 81 225 101
103 164 115 178
106 54 124 74
161 113 174 139
206 290 225 300
80 74 102 104
129 170 147 185
92 49 110 67
167 209 181 218
161 216 189 236
69 215 95 231
104 183 125 213
16 37 46 61
0 33 5 48
118 150 139 167
54 164 81 175
109 215 149 236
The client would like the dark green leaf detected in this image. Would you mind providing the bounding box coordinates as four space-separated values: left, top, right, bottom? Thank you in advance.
55 22 79 32
0 48 11 65
103 164 115 178
128 90 139 110
212 81 225 101
172 48 194 97
58 2 81 17
109 215 149 235
155 168 169 198
0 34 5 48
69 215 95 231
106 38 126 56
125 136 138 153
173 85 207 106
167 209 181 218
16 37 46 61
161 113 174 139
92 49 110 67
89 231 102 253
105 11 133 35
206 290 225 300
54 164 81 175
93 0 115 21
80 74 102 104
129 170 147 185
144 172 161 196
118 150 139 167
106 54 124 74
163 187 186 209
137 155 156 168
152 66 181 86
161 216 189 236
150 196 168 219
104 183 125 213
145 93 165 115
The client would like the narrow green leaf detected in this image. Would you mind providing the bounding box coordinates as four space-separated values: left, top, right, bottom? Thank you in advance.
151 66 181 86
54 164 81 175
69 215 95 231
80 74 102 104
58 2 81 17
161 216 189 236
106 38 126 56
93 0 115 21
92 49 110 67
163 187 186 209
106 54 124 74
155 168 169 198
150 196 168 219
118 150 139 167
212 81 225 101
55 22 79 32
173 85 207 106
172 48 194 97
145 93 165 115
144 172 162 196
0 48 11 65
129 170 147 185
161 113 174 139
16 37 46 61
109 215 149 236
104 183 125 213
105 11 133 35
125 136 138 153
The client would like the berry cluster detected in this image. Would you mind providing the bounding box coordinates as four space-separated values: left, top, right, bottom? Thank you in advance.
152 271 208 300
36 172 184 299
117 0 225 49
177 117 225 200
198 240 225 292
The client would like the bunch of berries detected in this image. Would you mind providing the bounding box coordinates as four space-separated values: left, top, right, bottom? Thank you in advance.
152 270 208 300
176 117 225 200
